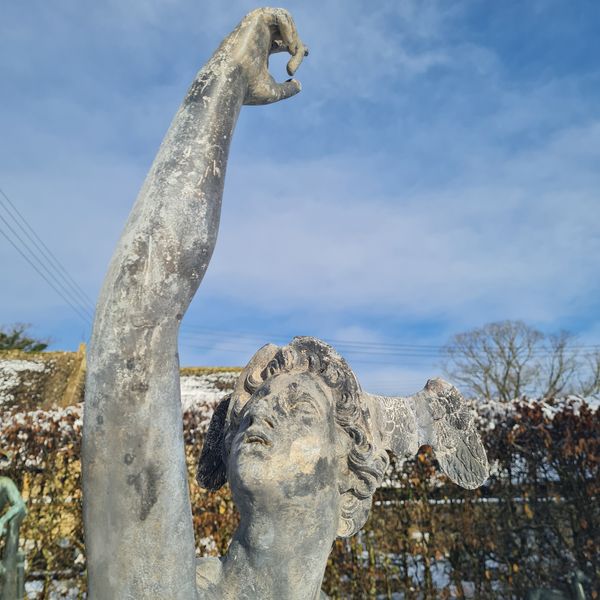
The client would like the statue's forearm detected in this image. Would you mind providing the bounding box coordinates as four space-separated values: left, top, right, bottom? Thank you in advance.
96 54 245 329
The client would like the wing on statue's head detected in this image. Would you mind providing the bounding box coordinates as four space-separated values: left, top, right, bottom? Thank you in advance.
364 378 489 489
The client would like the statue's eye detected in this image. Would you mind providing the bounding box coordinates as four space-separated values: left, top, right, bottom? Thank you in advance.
290 396 317 414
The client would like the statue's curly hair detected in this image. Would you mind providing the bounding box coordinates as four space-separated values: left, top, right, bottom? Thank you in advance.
197 337 390 537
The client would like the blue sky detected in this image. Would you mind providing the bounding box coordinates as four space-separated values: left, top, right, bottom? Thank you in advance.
1 0 599 394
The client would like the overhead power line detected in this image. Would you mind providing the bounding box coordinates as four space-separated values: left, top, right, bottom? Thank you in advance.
0 188 93 308
180 326 600 363
0 186 93 326
181 325 600 353
179 341 438 368
180 329 441 359
0 223 92 325
181 324 443 351
180 338 440 362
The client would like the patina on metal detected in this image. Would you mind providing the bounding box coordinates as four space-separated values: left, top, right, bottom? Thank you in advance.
82 8 488 599
0 476 26 600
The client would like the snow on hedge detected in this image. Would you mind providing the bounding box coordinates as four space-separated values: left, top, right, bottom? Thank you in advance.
2 369 598 440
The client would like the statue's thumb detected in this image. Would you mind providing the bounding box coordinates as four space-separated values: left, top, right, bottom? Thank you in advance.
245 77 301 105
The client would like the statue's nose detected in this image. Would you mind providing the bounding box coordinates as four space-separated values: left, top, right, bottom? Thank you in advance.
260 415 275 429
247 412 275 430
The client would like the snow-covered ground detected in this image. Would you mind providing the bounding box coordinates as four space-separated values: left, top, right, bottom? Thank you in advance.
25 579 82 600
1 350 597 421
0 357 46 407
1 371 239 423
474 394 599 428
179 371 238 411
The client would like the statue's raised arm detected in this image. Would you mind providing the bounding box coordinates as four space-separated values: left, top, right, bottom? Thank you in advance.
82 9 307 599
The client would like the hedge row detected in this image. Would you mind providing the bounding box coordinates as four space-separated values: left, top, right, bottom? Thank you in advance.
1 397 597 598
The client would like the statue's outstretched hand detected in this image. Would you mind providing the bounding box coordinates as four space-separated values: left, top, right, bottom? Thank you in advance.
232 8 308 105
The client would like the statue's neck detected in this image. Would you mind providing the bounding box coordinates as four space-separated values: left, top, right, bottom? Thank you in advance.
219 507 335 600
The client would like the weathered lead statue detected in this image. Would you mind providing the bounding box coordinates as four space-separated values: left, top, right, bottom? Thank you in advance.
82 8 489 599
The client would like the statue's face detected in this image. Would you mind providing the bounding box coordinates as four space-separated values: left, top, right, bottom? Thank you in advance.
227 371 341 504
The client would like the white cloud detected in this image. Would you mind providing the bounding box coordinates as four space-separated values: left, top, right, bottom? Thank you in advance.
194 119 600 327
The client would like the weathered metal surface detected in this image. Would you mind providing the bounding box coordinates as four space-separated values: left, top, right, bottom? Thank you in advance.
83 8 487 600
82 8 307 599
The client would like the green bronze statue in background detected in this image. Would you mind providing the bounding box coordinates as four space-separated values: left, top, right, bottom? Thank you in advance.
0 477 26 600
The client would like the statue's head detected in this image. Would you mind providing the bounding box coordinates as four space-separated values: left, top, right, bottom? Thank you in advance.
198 337 489 539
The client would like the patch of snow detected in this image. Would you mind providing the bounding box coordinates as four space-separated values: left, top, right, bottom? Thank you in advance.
25 580 44 597
470 394 598 430
26 579 85 599
197 535 218 554
180 371 238 412
0 359 46 406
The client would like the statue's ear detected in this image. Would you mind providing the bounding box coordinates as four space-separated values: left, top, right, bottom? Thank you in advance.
196 396 230 491
337 491 371 538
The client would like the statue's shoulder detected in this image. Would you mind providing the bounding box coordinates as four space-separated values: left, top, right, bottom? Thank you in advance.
196 556 223 598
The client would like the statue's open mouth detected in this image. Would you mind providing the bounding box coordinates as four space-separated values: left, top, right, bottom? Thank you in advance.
244 431 272 446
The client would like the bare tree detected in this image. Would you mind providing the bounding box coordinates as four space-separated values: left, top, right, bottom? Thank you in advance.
442 320 600 401
578 350 600 397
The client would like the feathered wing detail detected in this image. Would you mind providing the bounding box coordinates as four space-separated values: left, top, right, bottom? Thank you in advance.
372 394 420 457
366 378 489 489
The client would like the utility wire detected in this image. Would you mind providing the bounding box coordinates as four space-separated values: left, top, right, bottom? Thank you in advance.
180 333 440 358
0 187 93 326
180 328 600 359
182 325 443 350
181 325 600 354
180 337 441 357
0 223 91 325
180 342 439 368
0 211 93 322
180 332 442 357
0 187 94 309
179 338 440 369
